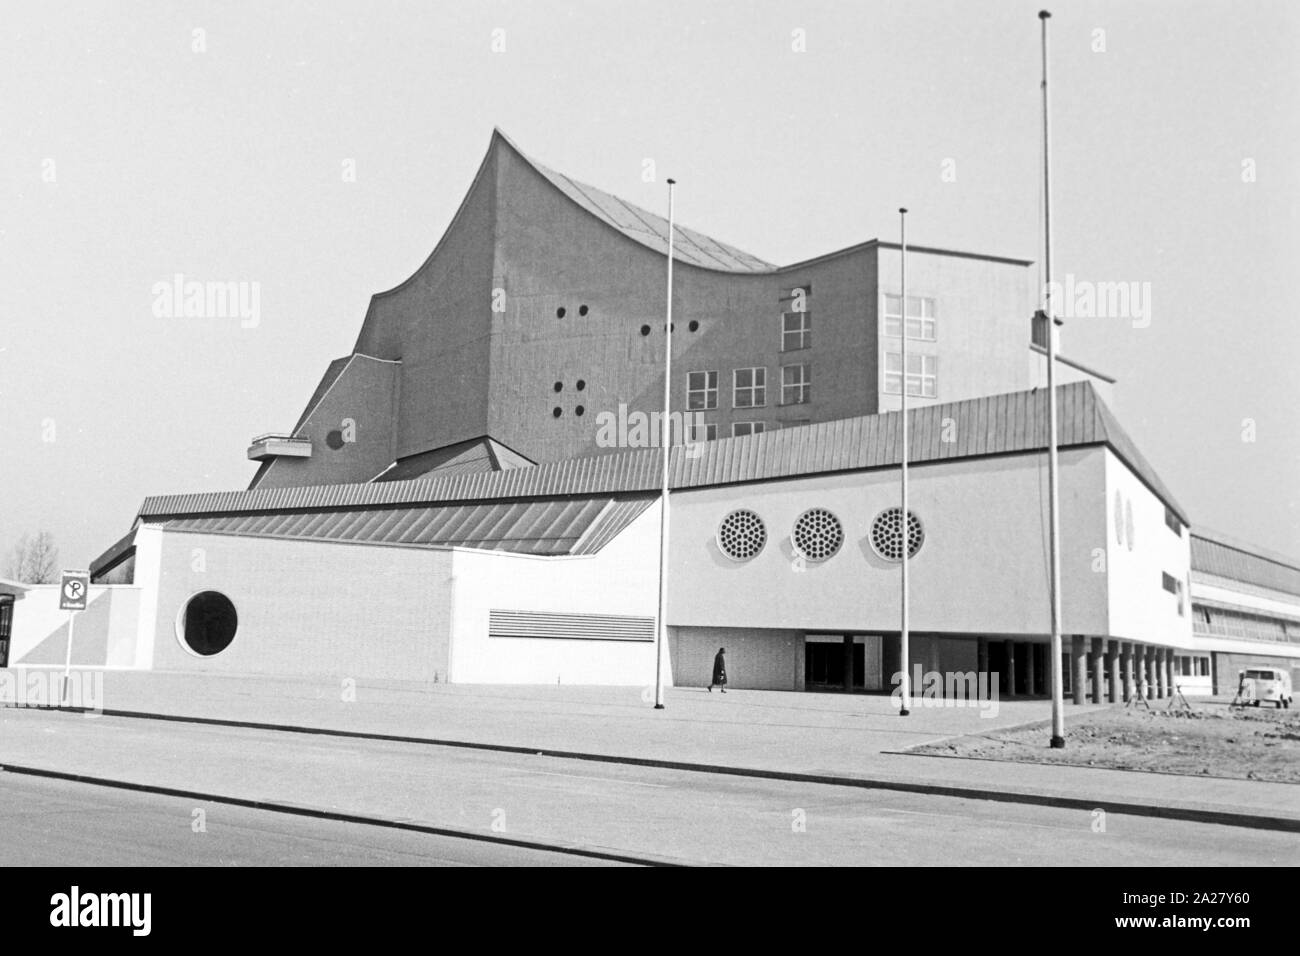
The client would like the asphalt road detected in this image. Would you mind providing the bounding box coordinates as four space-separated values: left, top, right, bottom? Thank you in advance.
1 709 1295 865
0 773 624 866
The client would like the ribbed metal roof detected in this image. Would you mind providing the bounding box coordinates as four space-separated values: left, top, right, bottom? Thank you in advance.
139 382 1187 525
1191 528 1300 597
159 496 654 557
502 130 774 275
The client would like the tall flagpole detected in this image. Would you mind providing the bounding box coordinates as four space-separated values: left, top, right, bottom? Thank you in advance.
653 177 677 710
1040 10 1066 749
898 207 911 717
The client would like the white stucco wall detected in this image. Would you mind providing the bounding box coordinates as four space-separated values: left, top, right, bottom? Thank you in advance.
665 448 1109 637
1104 450 1193 649
447 504 662 685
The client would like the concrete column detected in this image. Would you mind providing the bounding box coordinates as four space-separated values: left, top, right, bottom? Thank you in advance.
842 635 854 693
1107 640 1121 703
1025 644 1038 697
1136 644 1148 700
1089 637 1105 704
1071 635 1087 705
1003 640 1016 699
1164 648 1175 698
1155 646 1167 699
1121 641 1134 702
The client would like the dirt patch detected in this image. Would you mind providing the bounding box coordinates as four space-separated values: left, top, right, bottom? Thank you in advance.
913 700 1300 783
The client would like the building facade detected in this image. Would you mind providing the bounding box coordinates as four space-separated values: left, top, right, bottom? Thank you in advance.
5 129 1293 701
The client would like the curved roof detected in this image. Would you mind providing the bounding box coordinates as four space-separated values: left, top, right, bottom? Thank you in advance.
497 130 775 274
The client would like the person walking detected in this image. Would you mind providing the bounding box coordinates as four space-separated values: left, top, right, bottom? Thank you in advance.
708 647 727 693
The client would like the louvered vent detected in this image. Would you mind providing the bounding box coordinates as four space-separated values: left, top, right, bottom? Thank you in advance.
488 609 655 642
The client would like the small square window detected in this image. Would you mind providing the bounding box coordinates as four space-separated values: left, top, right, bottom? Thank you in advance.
883 352 937 397
732 421 767 437
781 311 811 351
733 367 767 408
686 370 718 411
780 363 811 405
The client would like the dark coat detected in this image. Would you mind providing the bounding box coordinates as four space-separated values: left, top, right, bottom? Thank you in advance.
712 652 727 685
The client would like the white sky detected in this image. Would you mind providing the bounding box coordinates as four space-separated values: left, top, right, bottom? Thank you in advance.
1 0 1296 567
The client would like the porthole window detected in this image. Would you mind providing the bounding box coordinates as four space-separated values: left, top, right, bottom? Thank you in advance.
575 405 585 416
640 325 651 336
869 507 924 561
792 508 844 563
556 307 566 319
552 407 562 418
689 320 699 332
579 305 589 316
718 509 767 561
576 380 586 391
553 381 563 393
177 591 238 657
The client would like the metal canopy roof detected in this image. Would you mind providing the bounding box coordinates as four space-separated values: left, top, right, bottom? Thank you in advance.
139 382 1187 525
1191 528 1300 598
160 496 654 557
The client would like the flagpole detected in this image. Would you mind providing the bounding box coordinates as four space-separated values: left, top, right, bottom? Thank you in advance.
898 207 911 717
1040 10 1066 749
653 177 676 710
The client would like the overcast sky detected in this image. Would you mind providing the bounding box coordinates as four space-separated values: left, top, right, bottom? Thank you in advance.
2 0 1296 568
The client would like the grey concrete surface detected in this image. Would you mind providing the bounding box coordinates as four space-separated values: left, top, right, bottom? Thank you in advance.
1 708 1295 866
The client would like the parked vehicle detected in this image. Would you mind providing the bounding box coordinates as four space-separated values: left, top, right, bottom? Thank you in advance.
1237 668 1293 708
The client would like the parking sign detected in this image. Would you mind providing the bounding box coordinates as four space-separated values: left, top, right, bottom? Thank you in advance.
59 571 89 611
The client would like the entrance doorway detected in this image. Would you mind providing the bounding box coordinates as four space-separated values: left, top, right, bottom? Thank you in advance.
804 635 883 691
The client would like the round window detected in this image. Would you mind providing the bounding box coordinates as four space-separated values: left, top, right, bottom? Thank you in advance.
178 591 238 656
792 508 844 563
870 507 924 561
717 509 767 561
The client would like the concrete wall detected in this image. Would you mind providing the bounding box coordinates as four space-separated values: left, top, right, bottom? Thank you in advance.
9 585 141 668
875 246 1036 413
670 626 803 690
667 447 1110 637
351 139 499 459
147 531 454 682
1104 449 1193 649
447 503 662 685
256 355 400 488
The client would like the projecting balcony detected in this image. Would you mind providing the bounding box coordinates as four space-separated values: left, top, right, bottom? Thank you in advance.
247 433 313 462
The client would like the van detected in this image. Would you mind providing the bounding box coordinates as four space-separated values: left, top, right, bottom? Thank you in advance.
1238 668 1293 708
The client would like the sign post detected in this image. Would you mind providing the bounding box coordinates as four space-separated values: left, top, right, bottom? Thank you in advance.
59 570 89 707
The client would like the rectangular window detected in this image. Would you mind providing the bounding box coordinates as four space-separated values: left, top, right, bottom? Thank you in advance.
780 363 811 405
883 294 937 341
1164 507 1182 536
686 370 718 411
733 367 767 408
732 421 767 437
883 352 937 397
685 421 717 443
1161 572 1178 594
781 311 812 351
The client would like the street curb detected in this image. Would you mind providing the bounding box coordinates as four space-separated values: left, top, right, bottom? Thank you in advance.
0 761 682 867
16 704 1300 835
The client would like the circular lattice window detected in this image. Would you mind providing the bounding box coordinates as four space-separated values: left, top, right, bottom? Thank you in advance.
791 508 844 562
869 507 924 561
717 509 767 561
